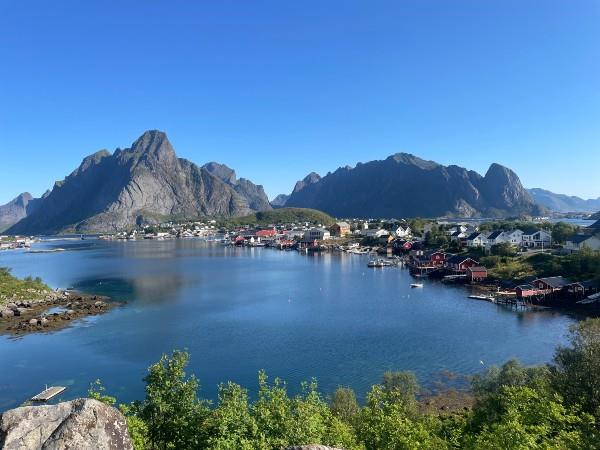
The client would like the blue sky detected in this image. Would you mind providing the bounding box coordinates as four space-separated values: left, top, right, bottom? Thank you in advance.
1 0 598 204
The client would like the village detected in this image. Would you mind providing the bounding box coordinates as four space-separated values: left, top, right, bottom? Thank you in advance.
44 215 600 308
3 215 600 309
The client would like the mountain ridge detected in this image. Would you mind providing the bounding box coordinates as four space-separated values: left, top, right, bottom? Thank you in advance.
6 130 271 234
284 154 545 218
527 188 600 213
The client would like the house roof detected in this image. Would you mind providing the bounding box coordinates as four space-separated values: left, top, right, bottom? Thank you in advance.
446 254 478 264
334 222 350 227
535 276 571 288
568 234 594 244
589 220 600 230
487 231 504 240
466 232 482 240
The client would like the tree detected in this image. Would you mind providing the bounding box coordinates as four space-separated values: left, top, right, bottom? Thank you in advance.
330 387 360 423
206 382 259 450
490 243 517 257
551 319 600 419
138 350 208 449
466 386 594 449
356 384 447 450
552 222 579 245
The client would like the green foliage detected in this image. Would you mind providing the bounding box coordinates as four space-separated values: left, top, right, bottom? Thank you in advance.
551 319 600 419
220 208 335 227
88 379 116 406
119 404 150 450
138 350 209 449
466 386 593 449
490 242 517 257
552 222 580 244
0 267 51 304
356 384 446 449
330 387 360 423
100 322 600 449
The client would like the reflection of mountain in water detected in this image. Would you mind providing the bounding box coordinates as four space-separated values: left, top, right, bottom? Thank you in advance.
73 274 185 304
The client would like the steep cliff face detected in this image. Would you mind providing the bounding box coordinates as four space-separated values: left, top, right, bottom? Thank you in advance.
202 161 272 212
7 130 268 234
285 153 544 218
0 193 43 232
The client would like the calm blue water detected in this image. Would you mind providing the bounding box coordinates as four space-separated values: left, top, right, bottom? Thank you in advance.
0 239 579 410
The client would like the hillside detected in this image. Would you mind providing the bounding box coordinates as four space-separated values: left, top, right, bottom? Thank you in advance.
528 188 600 213
221 207 335 227
285 153 545 219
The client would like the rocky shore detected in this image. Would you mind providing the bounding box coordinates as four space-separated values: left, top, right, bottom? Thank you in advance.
0 290 122 336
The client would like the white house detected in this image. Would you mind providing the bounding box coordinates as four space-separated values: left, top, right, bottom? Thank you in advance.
565 234 600 253
303 228 331 241
362 229 389 239
466 232 487 248
393 226 411 238
485 231 508 249
522 229 552 248
504 229 524 245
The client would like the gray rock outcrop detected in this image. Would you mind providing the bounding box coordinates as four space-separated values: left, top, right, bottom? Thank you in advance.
0 398 133 450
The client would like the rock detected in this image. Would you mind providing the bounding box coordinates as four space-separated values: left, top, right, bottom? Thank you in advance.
13 308 27 317
0 309 14 318
0 398 133 450
94 301 104 307
6 303 17 311
28 318 38 325
286 446 342 450
40 317 49 326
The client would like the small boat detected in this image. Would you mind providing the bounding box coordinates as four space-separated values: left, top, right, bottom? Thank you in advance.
468 295 495 302
368 259 385 268
410 283 423 288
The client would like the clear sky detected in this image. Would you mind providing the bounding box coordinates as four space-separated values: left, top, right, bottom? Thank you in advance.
1 0 598 204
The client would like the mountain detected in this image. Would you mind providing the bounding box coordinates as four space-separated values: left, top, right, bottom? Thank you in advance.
270 194 290 207
7 130 270 234
527 188 600 213
202 162 271 212
285 153 545 218
591 212 600 221
0 193 43 232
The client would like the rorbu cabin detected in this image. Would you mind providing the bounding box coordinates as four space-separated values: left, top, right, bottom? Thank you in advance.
467 266 488 282
445 255 479 273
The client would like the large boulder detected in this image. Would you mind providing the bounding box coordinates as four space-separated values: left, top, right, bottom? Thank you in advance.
0 398 133 450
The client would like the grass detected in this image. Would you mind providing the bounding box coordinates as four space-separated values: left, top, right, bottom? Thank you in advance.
0 267 51 305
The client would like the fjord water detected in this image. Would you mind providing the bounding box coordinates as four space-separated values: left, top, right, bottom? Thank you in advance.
0 239 577 410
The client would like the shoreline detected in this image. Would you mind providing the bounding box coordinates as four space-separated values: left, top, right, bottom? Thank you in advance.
0 290 123 337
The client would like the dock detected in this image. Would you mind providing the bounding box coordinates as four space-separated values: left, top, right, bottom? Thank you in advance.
31 386 66 402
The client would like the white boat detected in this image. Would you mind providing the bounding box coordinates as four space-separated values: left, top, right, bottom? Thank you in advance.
468 295 495 302
410 283 424 288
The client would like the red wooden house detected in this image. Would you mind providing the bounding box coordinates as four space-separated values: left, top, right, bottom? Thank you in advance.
467 266 488 282
445 255 479 273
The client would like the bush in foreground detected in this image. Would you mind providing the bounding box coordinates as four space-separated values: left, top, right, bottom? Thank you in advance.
94 318 600 449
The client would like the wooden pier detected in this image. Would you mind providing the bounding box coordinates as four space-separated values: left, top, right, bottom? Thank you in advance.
31 386 66 402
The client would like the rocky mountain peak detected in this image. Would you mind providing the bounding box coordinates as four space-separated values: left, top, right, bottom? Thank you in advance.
388 153 439 170
203 162 237 185
293 172 321 194
130 130 176 163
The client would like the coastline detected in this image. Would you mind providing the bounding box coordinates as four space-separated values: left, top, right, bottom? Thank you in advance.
0 290 123 337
